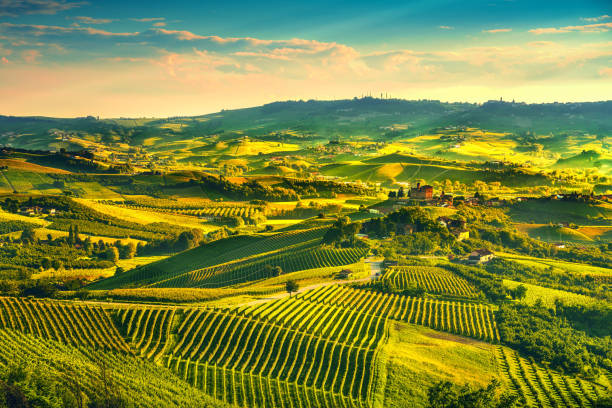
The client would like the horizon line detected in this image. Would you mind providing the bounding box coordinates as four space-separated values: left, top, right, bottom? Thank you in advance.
2 96 611 120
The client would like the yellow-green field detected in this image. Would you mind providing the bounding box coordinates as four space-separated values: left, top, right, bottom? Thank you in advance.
503 279 600 307
499 252 612 277
376 322 498 408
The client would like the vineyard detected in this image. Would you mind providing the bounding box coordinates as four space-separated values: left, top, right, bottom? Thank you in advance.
149 244 368 288
382 266 480 298
0 290 608 407
0 297 130 352
301 285 500 342
89 227 329 290
165 305 383 402
496 347 608 407
117 202 266 219
167 361 363 407
0 328 222 408
0 295 384 407
116 306 176 360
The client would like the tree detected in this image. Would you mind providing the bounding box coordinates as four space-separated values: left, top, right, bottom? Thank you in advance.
73 224 80 244
285 280 299 297
124 243 136 259
105 247 119 263
427 380 518 408
40 257 52 270
20 228 36 244
512 284 527 300
272 266 282 277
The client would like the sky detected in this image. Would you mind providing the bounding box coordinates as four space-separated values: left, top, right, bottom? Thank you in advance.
0 0 610 117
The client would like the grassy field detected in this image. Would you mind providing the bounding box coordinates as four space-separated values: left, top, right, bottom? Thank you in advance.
499 252 612 277
75 199 220 231
377 322 498 408
509 200 612 225
515 224 595 243
503 279 600 307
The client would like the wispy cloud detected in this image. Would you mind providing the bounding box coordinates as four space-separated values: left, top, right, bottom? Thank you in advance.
599 67 612 77
153 22 166 27
131 17 165 22
0 0 86 17
529 22 612 34
74 16 115 25
21 48 41 62
438 25 453 30
0 22 138 37
1 20 610 116
483 28 512 33
581 15 610 23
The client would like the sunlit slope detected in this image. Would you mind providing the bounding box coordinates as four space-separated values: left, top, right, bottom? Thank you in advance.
509 199 612 225
320 160 549 186
87 227 349 290
517 224 595 243
2 99 610 151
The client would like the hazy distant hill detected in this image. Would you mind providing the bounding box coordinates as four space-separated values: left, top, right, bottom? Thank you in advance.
1 98 610 150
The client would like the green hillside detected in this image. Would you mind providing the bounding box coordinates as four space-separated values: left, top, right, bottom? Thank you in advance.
509 199 612 225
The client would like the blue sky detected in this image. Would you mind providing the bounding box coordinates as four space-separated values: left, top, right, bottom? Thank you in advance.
0 0 610 117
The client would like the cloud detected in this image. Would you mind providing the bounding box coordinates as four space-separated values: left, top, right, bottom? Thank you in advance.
0 21 610 115
1 56 8 64
0 0 85 17
530 22 612 34
21 48 41 62
438 26 453 30
483 28 512 33
153 22 166 27
581 15 610 22
0 22 138 37
599 67 612 77
131 17 165 22
74 16 115 25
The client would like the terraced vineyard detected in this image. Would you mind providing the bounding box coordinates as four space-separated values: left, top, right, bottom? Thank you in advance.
302 285 500 342
0 328 221 408
165 304 384 402
382 266 480 298
149 244 368 288
0 297 130 352
116 306 176 360
89 227 329 290
496 347 608 407
168 360 364 407
118 202 265 218
0 296 384 407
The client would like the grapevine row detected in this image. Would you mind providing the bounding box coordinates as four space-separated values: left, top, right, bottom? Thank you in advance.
166 357 365 408
383 266 480 298
168 307 378 400
150 245 368 289
302 285 500 342
0 328 215 407
0 297 130 352
496 347 607 407
117 307 176 360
